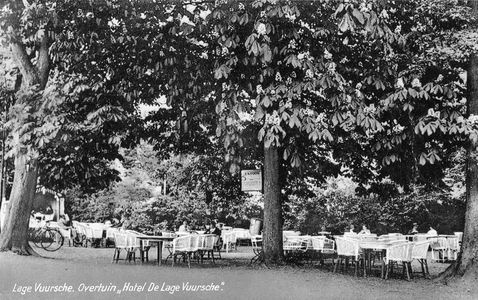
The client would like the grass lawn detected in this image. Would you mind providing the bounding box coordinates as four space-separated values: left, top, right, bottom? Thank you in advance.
0 244 476 300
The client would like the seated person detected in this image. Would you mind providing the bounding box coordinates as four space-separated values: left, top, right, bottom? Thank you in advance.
408 223 419 235
427 226 438 236
178 220 190 232
45 205 53 215
204 223 212 234
212 223 223 236
206 222 222 247
58 214 71 229
358 224 371 235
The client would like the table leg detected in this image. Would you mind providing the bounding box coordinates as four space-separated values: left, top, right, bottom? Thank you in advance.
367 250 372 276
140 240 145 263
363 251 367 277
157 241 163 266
381 250 386 279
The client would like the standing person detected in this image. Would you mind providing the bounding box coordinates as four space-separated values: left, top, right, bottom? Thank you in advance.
408 223 419 235
358 224 371 235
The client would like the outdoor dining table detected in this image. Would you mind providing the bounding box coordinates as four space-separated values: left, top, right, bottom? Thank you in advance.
136 235 176 266
359 241 394 278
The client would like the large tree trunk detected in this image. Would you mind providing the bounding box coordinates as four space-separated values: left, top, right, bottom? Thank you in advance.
0 33 48 254
436 12 478 283
0 157 38 254
262 145 283 263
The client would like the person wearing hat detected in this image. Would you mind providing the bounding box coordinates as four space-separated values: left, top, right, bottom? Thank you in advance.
408 223 419 235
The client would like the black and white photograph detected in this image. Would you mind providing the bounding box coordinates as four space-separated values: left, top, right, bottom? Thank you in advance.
1 0 478 299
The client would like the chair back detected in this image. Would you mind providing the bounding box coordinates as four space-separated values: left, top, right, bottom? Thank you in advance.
335 237 359 260
90 226 104 239
386 242 412 264
454 232 463 243
75 223 87 236
411 241 430 260
429 237 448 250
310 236 325 250
310 236 335 253
188 235 200 252
198 234 215 250
283 236 309 251
223 231 237 244
113 231 128 249
447 237 460 251
323 238 335 253
126 233 141 250
83 226 93 239
251 235 262 248
173 235 190 253
106 228 117 239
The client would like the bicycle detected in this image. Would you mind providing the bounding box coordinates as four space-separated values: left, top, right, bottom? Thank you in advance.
28 222 64 252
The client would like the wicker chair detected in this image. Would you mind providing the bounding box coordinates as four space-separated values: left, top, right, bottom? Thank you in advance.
309 236 335 265
162 232 177 263
223 231 237 253
447 237 460 261
250 235 263 264
72 222 87 247
84 225 104 248
385 242 413 281
112 231 128 263
411 241 430 278
429 237 448 262
125 231 150 263
334 237 361 276
171 235 200 268
283 236 309 252
197 234 216 264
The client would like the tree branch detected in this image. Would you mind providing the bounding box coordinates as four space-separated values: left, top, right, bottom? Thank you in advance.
36 31 50 89
9 42 38 88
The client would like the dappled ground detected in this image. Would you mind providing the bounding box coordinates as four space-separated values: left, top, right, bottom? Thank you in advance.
1 244 477 300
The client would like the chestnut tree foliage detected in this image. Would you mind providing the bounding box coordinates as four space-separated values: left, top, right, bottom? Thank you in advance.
208 0 478 266
1 0 478 279
0 0 212 253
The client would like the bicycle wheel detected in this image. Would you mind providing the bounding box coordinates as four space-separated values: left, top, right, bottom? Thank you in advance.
41 229 64 252
28 229 43 248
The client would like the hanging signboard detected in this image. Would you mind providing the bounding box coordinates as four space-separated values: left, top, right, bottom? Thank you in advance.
241 169 263 192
